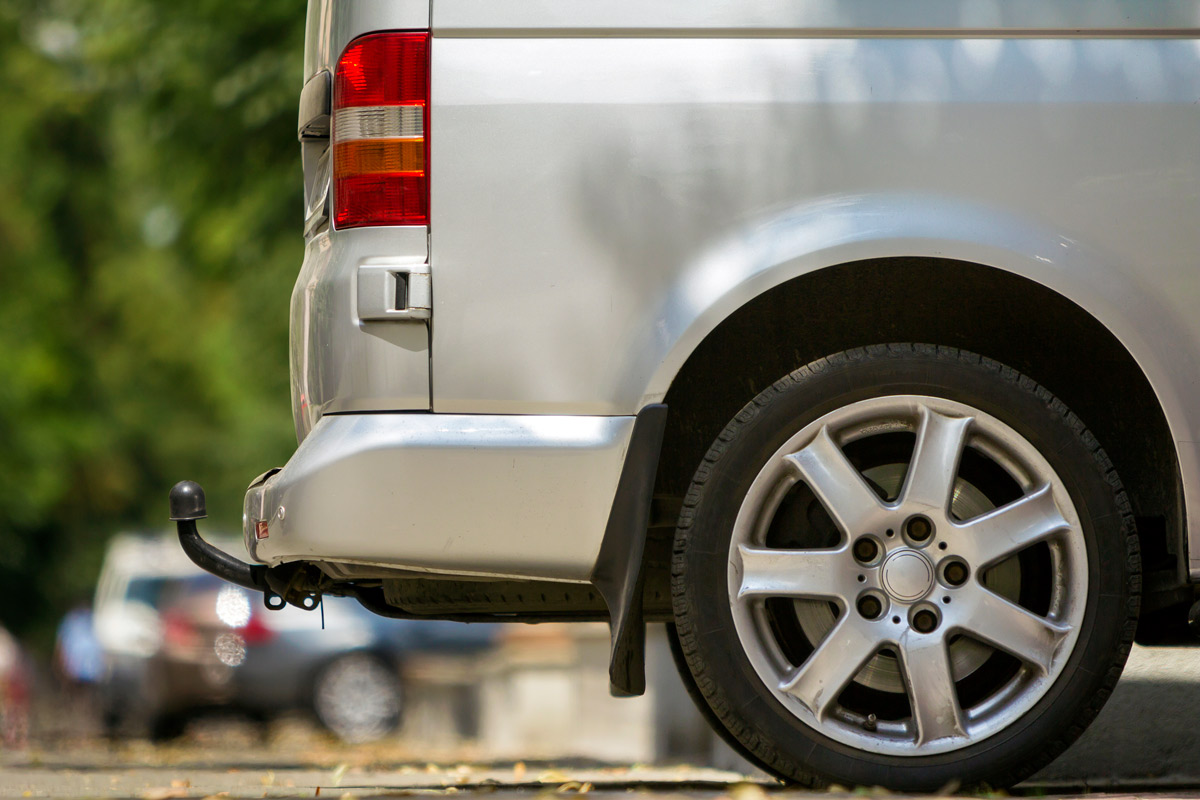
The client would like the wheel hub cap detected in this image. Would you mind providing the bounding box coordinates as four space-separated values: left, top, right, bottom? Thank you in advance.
880 549 934 602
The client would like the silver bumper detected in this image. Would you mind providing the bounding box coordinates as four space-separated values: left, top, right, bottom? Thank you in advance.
243 413 635 583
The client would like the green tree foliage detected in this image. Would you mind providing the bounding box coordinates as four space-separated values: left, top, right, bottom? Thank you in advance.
0 0 304 644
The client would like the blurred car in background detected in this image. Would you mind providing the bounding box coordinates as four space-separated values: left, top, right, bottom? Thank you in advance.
93 534 495 740
0 622 30 748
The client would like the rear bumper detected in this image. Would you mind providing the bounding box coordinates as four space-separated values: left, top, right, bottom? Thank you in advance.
243 412 635 583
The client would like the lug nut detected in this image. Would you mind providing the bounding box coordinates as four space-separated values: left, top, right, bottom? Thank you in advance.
943 560 969 586
857 595 883 620
906 516 933 542
853 537 879 563
912 609 939 633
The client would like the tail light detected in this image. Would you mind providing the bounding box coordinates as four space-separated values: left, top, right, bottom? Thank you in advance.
239 612 276 645
333 31 430 229
161 610 201 651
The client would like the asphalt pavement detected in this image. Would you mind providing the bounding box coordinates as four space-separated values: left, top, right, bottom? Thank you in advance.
4 644 1200 799
1031 644 1200 786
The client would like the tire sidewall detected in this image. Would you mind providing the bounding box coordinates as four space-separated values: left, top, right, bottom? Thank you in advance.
674 347 1135 789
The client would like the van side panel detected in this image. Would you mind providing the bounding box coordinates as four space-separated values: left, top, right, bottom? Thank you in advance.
429 35 1200 411
427 20 1200 570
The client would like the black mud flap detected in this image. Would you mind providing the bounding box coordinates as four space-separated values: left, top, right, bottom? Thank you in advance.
590 404 668 697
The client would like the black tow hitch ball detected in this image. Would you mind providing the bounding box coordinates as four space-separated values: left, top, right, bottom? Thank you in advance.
168 480 319 611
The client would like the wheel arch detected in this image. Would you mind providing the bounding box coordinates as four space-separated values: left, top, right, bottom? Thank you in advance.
651 248 1191 631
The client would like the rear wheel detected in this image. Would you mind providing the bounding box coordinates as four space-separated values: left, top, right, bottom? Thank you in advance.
312 653 402 743
670 345 1139 790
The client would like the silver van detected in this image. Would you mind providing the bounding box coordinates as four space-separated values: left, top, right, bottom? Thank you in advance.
171 1 1200 789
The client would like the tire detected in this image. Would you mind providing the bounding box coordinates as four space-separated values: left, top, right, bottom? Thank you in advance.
670 344 1139 790
148 711 189 742
312 653 403 743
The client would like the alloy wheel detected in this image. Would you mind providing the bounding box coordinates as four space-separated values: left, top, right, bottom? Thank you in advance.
728 395 1087 755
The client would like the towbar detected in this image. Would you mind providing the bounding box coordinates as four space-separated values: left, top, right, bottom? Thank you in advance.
169 480 269 593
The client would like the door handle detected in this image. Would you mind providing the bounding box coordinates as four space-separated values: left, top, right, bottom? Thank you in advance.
357 261 431 321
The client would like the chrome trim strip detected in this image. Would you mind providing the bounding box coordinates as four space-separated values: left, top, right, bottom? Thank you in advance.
433 0 1200 38
437 28 1200 39
334 106 424 141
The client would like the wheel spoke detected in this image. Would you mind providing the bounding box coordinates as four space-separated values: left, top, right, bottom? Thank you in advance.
959 587 1069 674
899 407 973 513
781 616 881 718
900 633 966 745
955 484 1069 567
737 545 852 601
784 426 887 536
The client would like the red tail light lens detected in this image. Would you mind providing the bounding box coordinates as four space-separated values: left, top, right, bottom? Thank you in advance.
162 610 200 650
333 31 430 229
240 612 276 645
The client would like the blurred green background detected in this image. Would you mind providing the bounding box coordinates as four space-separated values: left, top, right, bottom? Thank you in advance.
0 0 304 646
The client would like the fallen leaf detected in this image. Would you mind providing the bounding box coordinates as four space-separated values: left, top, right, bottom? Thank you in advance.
537 771 569 784
513 762 527 781
171 780 190 790
555 782 582 794
730 783 770 800
315 789 321 797
140 788 187 800
331 764 350 786
261 771 276 787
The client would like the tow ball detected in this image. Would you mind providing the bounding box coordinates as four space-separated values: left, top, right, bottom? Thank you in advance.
168 480 321 611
